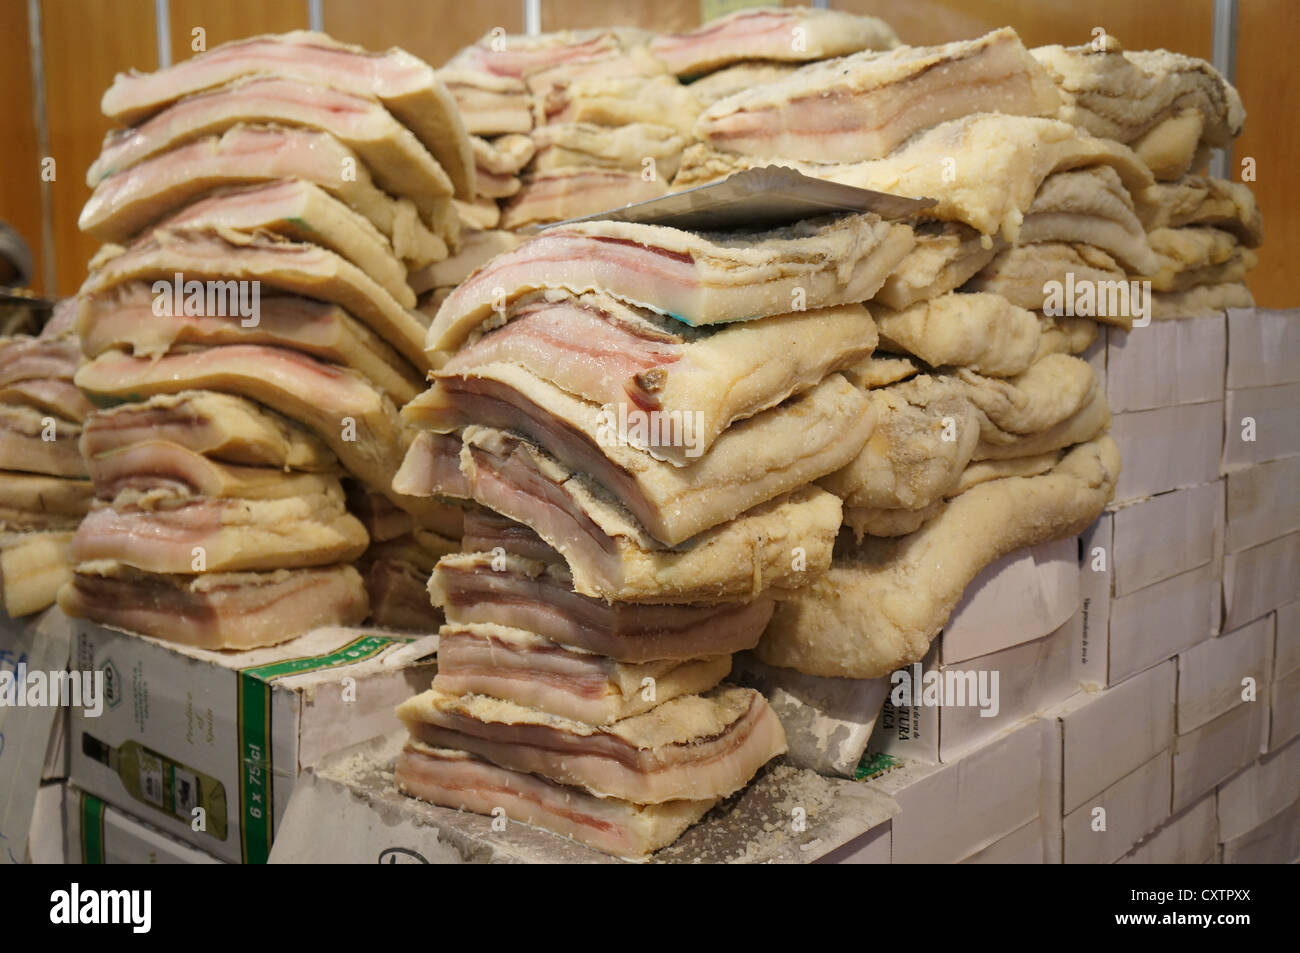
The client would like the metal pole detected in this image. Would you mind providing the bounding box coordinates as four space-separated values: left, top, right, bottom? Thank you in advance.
1210 0 1238 180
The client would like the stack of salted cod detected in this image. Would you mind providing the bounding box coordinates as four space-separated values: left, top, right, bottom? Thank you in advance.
0 302 94 618
390 210 916 857
1031 37 1259 317
651 28 1126 731
59 30 473 647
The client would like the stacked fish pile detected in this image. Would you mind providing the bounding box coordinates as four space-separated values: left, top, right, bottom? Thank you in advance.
413 8 900 313
59 31 473 647
663 24 1247 685
390 210 919 857
0 303 94 618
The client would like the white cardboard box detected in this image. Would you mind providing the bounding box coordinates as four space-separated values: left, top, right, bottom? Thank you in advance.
1063 749 1171 865
871 612 1079 765
961 818 1044 864
1216 735 1300 841
1225 456 1300 553
1222 531 1300 631
868 718 1045 864
817 820 891 865
1222 383 1300 470
1276 601 1300 678
65 784 222 864
939 536 1079 664
1110 401 1223 503
1226 307 1300 389
1109 483 1221 597
1172 699 1268 812
1117 794 1217 865
1220 799 1300 864
1269 665 1300 750
1177 614 1273 734
26 781 64 864
1105 316 1226 412
69 621 437 863
1109 563 1218 685
1048 659 1176 814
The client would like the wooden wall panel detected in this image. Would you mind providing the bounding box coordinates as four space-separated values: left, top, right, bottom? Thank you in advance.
1234 0 1297 307
41 0 157 295
168 0 309 64
833 0 1212 56
322 0 523 69
541 0 700 34
0 1 46 292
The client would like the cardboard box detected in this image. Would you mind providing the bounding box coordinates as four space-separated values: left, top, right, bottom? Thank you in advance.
69 620 437 863
816 820 891 865
1077 514 1112 689
870 718 1045 864
1216 735 1300 841
1222 383 1300 470
1226 307 1300 390
1222 531 1300 630
1225 456 1300 553
26 781 64 864
1172 698 1267 812
1109 562 1217 685
1177 614 1273 734
1105 315 1226 412
1220 799 1300 864
939 536 1078 664
1110 401 1222 503
871 612 1079 764
1275 601 1300 679
0 607 74 868
1108 482 1221 597
1048 660 1176 814
961 818 1044 863
1063 749 1171 865
1269 665 1300 750
65 784 221 864
1117 795 1217 865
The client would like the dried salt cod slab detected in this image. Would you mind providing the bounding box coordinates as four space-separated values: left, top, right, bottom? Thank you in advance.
402 425 844 603
87 76 454 215
539 74 702 138
422 292 876 465
438 69 533 136
396 684 787 803
697 28 1061 163
758 436 1121 678
70 490 369 574
81 227 430 373
434 621 731 724
408 229 521 295
0 530 73 617
1031 41 1244 148
78 390 334 471
79 124 450 267
650 7 898 77
0 404 86 478
530 122 688 179
0 335 79 385
58 562 368 650
1018 166 1158 275
404 366 871 545
1152 282 1253 319
965 242 1131 324
501 168 668 230
280 731 899 863
445 28 638 80
427 212 913 355
874 222 1002 311
395 743 718 860
1137 175 1261 245
1147 226 1258 293
85 441 340 503
873 291 1044 378
99 29 475 199
686 62 799 107
428 551 772 663
0 472 93 531
77 283 422 406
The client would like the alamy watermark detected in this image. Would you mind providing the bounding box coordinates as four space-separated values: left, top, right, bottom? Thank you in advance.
151 274 260 327
890 663 1000 718
595 402 706 458
0 665 104 717
1042 274 1151 328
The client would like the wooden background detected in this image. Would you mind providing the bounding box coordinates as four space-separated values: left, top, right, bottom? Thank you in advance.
0 0 1292 305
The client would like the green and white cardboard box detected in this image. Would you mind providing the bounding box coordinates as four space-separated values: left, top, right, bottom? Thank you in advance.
68 619 437 864
65 783 221 865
